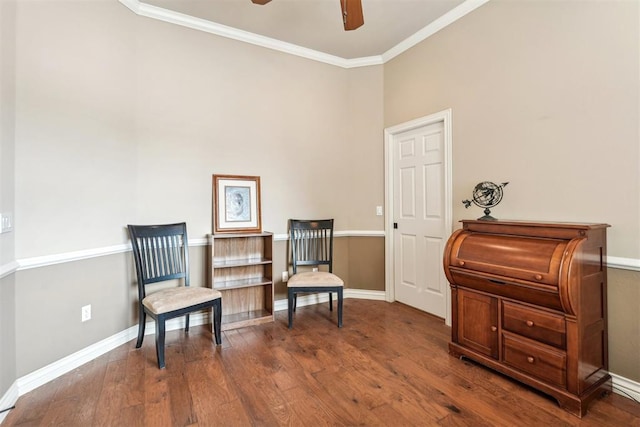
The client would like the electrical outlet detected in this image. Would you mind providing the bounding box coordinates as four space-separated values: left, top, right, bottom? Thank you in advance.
376 206 383 216
282 271 288 282
312 267 318 272
81 304 91 322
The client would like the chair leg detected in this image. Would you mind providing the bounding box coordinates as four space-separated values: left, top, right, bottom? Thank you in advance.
156 317 166 369
288 288 295 329
185 313 190 333
329 292 333 311
213 299 222 345
337 288 343 328
136 308 146 348
293 293 297 312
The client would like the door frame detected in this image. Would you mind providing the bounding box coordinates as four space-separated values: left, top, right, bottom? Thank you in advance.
383 108 453 326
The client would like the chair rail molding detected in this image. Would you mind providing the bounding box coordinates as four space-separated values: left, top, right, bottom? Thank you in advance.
12 243 639 273
0 260 19 279
14 232 388 271
607 256 640 271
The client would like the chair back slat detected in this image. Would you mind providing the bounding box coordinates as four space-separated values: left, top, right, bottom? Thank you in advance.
128 223 191 301
289 219 334 274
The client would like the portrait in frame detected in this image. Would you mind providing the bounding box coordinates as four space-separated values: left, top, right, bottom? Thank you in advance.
213 174 262 234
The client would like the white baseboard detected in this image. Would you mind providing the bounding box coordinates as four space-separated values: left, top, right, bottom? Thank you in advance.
611 372 640 402
273 288 386 312
15 312 210 397
1 296 637 422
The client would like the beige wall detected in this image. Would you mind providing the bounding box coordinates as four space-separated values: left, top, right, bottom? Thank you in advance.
607 268 640 382
384 0 640 381
15 254 133 376
15 0 385 260
385 0 639 259
15 1 138 257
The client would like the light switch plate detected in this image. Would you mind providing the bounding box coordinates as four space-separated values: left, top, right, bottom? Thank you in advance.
0 212 13 233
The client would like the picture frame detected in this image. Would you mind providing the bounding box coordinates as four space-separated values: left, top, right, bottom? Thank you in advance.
213 174 262 234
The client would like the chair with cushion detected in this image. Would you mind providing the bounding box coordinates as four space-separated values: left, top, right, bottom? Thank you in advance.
288 219 344 329
128 222 222 368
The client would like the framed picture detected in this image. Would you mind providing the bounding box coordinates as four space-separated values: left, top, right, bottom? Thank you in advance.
213 174 262 234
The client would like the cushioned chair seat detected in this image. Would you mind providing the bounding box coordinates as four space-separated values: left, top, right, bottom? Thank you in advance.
288 271 344 287
143 287 222 315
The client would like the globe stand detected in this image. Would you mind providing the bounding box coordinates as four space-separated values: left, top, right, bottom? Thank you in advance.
463 181 508 222
478 208 498 221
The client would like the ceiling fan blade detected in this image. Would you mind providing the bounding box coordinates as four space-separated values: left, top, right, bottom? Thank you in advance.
340 0 364 31
251 0 271 5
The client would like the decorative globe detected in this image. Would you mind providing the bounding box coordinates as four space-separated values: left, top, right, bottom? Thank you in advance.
462 181 509 221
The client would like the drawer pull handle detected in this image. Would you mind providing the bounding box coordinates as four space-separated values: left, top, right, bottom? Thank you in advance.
526 320 534 327
490 326 497 332
534 274 543 281
459 261 465 266
527 356 535 364
489 279 506 285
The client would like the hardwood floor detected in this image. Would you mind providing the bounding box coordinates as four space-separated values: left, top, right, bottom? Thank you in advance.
3 300 639 426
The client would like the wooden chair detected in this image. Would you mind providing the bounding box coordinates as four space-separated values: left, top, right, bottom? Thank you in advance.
288 219 343 329
128 222 222 368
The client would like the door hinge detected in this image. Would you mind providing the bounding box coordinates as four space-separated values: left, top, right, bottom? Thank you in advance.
393 222 398 229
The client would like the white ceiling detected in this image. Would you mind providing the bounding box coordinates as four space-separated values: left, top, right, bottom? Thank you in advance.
136 0 476 62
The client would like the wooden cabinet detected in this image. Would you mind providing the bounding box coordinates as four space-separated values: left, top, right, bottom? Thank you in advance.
209 232 274 331
444 220 610 418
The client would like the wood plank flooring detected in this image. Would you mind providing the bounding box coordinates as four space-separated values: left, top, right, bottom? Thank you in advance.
3 300 639 426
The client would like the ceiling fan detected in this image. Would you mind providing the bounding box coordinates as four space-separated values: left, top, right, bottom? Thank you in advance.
251 0 364 31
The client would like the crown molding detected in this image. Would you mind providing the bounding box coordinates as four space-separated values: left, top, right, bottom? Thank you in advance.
118 0 489 69
381 0 491 63
118 0 382 68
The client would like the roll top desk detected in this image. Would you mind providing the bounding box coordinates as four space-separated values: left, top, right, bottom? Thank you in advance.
443 220 610 417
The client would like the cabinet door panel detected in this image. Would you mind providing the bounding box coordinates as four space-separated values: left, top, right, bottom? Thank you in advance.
458 290 498 358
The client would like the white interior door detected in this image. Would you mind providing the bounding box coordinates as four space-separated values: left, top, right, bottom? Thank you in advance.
391 119 449 318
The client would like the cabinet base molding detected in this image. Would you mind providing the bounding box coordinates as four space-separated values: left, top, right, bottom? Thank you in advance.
449 342 612 418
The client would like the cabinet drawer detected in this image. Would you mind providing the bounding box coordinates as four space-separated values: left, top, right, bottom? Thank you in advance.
503 301 566 349
503 333 567 388
449 269 563 311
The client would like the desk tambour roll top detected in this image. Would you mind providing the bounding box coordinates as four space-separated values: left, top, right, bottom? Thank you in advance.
444 220 610 418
